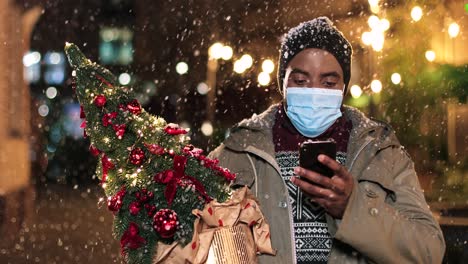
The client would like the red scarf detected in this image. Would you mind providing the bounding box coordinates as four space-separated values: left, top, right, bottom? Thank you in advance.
273 104 352 153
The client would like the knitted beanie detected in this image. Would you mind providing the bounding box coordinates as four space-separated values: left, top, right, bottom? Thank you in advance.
277 17 353 94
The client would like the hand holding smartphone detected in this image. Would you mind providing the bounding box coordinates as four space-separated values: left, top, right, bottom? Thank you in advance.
299 140 337 178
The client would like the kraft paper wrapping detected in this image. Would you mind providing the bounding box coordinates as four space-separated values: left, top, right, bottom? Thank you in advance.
153 187 276 263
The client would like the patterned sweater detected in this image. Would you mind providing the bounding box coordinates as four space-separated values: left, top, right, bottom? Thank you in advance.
272 104 352 263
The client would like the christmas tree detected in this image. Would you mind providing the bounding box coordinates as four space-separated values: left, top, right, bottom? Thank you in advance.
64 43 236 263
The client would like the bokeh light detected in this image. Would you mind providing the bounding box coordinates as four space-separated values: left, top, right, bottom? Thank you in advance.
350 85 363 98
23 51 41 67
391 73 402 85
221 45 233 60
38 104 49 117
197 82 209 95
258 72 271 86
118 73 131 85
425 50 436 62
201 121 213 136
176 62 189 75
46 86 58 99
411 6 423 22
370 79 382 93
240 54 253 69
448 22 460 38
261 59 275 74
208 43 224 59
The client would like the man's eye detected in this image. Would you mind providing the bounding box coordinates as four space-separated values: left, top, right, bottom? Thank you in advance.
324 82 336 87
294 79 308 85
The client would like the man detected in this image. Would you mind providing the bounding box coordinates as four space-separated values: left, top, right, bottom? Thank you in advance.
209 17 445 263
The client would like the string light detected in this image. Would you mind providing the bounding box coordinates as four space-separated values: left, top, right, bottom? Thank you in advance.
391 73 401 85
379 19 390 31
23 51 41 67
448 22 460 38
175 62 189 75
240 54 253 68
118 73 131 85
46 87 58 99
368 0 380 13
371 79 382 93
233 54 253 74
233 60 247 74
208 43 224 59
425 50 436 62
411 6 423 22
350 85 363 98
258 72 271 86
371 32 385 52
368 15 380 30
362 15 388 51
221 46 233 60
361 32 373 46
197 82 209 95
201 121 213 136
261 59 275 74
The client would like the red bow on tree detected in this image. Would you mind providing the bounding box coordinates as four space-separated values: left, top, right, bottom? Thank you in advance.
154 155 212 207
120 222 146 254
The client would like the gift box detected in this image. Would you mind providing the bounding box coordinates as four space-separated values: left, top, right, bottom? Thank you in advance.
153 187 276 263
206 225 256 263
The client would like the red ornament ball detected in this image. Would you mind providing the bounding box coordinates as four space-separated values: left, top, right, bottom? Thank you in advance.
153 209 178 238
107 188 126 212
129 148 146 165
107 196 122 212
94 95 107 107
127 99 142 115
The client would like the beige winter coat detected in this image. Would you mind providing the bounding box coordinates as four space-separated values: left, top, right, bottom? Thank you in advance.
209 104 445 264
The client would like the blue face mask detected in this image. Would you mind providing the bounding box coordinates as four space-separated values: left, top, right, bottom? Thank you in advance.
285 87 343 138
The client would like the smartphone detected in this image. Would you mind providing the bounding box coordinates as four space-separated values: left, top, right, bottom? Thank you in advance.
299 140 337 178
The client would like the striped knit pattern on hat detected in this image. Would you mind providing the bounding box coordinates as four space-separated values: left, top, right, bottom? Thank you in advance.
277 17 353 94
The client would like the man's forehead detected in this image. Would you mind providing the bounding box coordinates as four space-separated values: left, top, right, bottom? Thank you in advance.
297 48 332 56
286 48 342 73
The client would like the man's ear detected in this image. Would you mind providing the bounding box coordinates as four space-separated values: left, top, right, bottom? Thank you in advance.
282 67 292 94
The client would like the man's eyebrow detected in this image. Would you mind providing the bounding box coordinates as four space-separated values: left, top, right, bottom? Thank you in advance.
320 71 341 79
290 68 309 76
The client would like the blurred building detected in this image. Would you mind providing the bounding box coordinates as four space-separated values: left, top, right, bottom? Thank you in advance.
0 0 42 242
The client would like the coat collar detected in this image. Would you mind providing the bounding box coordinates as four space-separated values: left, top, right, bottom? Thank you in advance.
224 103 399 154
